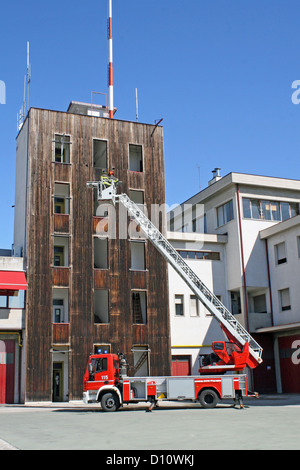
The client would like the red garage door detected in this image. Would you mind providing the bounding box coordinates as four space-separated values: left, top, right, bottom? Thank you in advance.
0 340 15 403
279 335 300 393
172 356 191 376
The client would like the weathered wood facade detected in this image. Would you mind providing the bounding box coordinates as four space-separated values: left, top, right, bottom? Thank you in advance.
18 106 171 401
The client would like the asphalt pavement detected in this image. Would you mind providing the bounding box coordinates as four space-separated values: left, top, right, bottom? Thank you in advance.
0 394 300 451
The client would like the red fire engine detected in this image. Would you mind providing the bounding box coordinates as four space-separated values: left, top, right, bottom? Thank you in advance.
83 351 253 411
83 175 262 411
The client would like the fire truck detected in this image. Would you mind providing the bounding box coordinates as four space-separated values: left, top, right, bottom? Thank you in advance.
83 175 263 411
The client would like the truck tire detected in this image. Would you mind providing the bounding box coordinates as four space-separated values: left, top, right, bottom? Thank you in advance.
101 392 119 412
198 389 219 409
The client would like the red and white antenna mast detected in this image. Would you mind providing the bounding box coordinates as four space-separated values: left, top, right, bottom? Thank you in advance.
108 0 114 119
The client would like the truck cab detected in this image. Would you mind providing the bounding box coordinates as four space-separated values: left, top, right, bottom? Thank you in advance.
83 353 120 402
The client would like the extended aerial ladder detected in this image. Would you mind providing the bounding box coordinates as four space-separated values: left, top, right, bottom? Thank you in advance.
87 174 263 373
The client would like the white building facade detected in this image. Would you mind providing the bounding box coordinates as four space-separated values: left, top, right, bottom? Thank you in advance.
259 215 300 393
168 171 300 393
168 231 227 375
0 254 27 403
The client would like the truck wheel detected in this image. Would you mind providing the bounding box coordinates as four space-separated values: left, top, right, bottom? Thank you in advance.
198 389 219 409
101 392 119 412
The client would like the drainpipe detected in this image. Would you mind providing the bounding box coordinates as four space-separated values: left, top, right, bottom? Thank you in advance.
236 184 249 331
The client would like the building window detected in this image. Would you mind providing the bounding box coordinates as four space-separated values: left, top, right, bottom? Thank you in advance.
94 237 108 269
181 224 189 233
279 288 291 312
52 288 68 323
231 291 241 315
129 144 143 172
168 210 178 232
54 134 70 163
132 291 147 324
190 295 199 317
129 190 145 211
94 344 111 354
217 200 234 227
94 289 109 323
192 218 202 233
130 241 146 271
53 300 64 323
54 197 65 214
93 139 107 169
54 183 70 214
204 213 207 233
191 204 205 233
243 198 300 222
129 190 144 205
175 294 184 316
242 198 252 218
282 202 299 220
54 246 65 267
53 237 69 267
205 295 222 316
275 242 287 265
132 345 149 376
252 294 267 313
0 290 25 309
177 250 220 261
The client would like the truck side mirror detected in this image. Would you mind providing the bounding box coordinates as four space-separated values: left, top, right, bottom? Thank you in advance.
88 361 95 380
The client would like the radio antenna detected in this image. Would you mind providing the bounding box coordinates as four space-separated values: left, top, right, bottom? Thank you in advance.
26 41 31 115
17 41 31 130
108 0 114 118
135 88 139 122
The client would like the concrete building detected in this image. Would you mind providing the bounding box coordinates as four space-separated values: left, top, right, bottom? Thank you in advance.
259 215 300 393
168 170 300 393
0 253 27 403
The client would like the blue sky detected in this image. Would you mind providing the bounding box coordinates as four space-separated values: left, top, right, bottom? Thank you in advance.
1 0 300 249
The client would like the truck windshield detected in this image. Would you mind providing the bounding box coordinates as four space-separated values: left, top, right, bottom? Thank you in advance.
95 357 108 372
89 357 108 380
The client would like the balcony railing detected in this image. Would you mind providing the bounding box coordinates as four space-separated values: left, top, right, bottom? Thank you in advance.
54 214 69 233
53 162 71 182
53 323 69 343
94 269 109 289
93 216 109 235
53 267 70 286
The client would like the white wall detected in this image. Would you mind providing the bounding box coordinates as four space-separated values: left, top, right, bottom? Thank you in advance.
14 119 29 259
168 233 227 374
0 256 26 403
264 220 300 326
0 257 26 330
0 257 24 271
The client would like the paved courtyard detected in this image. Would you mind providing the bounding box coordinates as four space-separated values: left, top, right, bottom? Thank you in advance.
0 394 300 451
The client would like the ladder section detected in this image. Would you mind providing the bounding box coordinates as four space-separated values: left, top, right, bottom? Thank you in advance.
116 193 263 366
